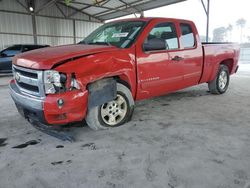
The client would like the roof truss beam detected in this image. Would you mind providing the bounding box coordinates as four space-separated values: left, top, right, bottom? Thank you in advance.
15 0 29 13
58 2 103 22
95 0 186 20
118 0 141 13
93 0 143 17
55 2 67 18
65 1 129 13
35 0 59 14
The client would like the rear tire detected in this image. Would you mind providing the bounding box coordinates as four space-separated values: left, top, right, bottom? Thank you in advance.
86 83 134 130
208 64 230 94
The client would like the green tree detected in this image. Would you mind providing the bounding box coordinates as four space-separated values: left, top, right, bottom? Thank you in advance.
64 0 72 6
213 27 227 42
236 18 246 43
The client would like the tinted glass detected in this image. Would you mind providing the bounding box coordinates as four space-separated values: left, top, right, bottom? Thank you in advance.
22 45 48 52
81 21 146 48
180 23 195 48
22 45 37 52
146 22 179 50
1 45 22 57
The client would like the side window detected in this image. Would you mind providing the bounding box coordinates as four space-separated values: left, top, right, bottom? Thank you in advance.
146 22 179 50
180 23 195 48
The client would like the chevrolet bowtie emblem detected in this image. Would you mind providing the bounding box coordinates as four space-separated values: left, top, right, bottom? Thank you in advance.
15 72 21 82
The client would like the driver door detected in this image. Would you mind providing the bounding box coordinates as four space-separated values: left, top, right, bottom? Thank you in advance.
136 21 184 99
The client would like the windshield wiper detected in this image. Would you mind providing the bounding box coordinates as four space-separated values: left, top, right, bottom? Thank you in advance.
78 40 86 44
86 42 113 46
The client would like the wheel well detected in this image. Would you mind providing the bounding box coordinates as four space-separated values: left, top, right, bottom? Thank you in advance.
86 76 131 91
113 76 131 90
220 59 234 74
87 78 117 108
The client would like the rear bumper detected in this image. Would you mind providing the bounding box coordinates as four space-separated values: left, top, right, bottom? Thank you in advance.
9 80 88 125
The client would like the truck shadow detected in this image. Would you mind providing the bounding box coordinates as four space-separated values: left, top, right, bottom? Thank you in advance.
70 87 210 141
13 87 210 142
136 87 210 107
158 88 209 101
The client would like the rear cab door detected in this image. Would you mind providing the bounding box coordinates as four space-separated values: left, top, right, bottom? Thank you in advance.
179 21 203 87
135 18 185 100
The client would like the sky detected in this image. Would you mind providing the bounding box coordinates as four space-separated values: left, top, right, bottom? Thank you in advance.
110 0 250 43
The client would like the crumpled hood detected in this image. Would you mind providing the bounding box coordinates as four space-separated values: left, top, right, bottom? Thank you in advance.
13 44 117 70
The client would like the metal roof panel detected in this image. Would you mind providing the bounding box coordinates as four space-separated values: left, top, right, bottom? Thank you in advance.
98 0 186 20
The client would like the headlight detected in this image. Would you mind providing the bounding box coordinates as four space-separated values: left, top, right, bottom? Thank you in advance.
44 70 66 94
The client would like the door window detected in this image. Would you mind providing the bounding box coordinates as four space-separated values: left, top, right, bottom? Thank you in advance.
180 23 195 48
146 22 179 50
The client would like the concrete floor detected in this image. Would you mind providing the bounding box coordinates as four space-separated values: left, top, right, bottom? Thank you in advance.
0 64 250 188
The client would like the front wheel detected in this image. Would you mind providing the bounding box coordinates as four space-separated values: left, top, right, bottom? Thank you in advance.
208 64 230 94
86 83 134 130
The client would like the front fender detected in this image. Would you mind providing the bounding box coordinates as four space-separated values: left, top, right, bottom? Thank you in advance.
55 47 137 98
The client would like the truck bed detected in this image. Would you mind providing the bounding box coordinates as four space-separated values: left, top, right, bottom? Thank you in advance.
199 42 240 83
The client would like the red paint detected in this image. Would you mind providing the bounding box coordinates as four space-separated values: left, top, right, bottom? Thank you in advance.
13 44 118 69
12 18 240 125
43 90 88 124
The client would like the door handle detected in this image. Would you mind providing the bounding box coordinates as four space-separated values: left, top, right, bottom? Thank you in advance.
171 56 184 61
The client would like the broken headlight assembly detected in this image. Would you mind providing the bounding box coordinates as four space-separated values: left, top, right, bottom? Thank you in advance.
44 70 67 94
44 70 80 94
70 74 80 90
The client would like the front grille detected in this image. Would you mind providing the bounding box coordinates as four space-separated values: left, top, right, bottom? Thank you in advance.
15 68 38 79
13 65 44 97
18 82 39 93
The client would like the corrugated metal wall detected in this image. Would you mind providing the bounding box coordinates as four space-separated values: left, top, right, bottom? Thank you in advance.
75 21 102 43
36 16 74 46
0 0 102 50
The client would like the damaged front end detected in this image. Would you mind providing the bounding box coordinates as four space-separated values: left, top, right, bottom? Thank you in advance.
9 64 89 140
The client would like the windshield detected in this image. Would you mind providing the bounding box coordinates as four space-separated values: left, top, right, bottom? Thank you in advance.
1 45 22 57
80 21 146 48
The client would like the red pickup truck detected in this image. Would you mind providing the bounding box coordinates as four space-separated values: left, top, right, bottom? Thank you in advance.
9 17 240 130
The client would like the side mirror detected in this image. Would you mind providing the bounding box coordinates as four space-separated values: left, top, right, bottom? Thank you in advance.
143 38 166 52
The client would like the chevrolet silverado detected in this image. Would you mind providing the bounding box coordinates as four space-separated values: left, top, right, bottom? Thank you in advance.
9 17 240 130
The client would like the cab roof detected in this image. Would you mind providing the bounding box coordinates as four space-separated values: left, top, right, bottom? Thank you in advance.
110 17 194 24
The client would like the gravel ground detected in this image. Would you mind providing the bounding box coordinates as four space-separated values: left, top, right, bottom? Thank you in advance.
0 64 250 188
